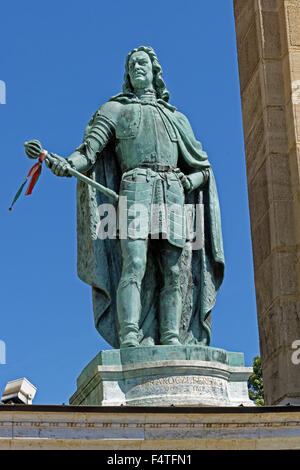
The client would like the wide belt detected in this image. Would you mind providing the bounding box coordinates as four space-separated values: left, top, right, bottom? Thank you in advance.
138 163 176 172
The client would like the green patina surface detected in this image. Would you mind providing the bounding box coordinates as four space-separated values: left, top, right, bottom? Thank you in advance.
43 46 225 351
77 346 245 388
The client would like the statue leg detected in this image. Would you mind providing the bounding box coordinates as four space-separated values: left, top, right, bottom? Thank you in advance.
157 240 183 345
117 238 148 348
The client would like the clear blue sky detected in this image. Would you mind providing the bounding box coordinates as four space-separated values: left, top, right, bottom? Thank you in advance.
0 0 259 404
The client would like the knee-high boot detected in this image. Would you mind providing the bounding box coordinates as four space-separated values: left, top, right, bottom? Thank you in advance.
117 279 141 348
159 285 182 345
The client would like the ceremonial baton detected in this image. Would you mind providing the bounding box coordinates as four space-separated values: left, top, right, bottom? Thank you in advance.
9 140 119 211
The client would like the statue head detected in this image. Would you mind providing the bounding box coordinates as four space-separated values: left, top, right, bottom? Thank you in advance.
122 46 170 102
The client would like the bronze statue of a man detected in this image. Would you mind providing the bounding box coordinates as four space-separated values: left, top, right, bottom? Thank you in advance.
46 46 225 349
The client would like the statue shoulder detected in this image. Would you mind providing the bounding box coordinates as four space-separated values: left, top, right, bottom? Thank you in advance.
96 101 123 124
173 110 192 128
171 109 205 152
172 110 201 138
82 101 122 140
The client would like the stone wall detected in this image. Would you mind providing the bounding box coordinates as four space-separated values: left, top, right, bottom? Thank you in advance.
233 0 300 405
1 405 300 450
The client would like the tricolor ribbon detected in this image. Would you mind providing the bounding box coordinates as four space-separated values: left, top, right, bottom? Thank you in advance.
9 150 47 211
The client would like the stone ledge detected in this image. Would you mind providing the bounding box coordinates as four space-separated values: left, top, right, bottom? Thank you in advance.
1 406 300 449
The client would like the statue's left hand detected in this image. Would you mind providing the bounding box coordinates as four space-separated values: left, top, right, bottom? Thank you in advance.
174 170 191 192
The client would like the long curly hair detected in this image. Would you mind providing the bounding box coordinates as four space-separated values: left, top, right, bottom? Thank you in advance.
122 46 170 102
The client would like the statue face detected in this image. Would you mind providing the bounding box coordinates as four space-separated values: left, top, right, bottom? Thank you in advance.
128 51 154 91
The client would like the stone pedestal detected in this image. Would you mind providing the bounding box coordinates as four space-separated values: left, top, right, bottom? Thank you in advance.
69 346 253 407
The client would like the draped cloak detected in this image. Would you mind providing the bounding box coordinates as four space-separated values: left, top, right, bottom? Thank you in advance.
76 94 225 348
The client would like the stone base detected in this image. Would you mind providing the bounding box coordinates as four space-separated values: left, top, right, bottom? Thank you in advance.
69 346 253 407
3 405 300 449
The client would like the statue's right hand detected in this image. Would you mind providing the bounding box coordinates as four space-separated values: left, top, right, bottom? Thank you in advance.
45 153 72 177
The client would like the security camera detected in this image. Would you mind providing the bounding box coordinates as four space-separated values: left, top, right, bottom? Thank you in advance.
1 378 37 405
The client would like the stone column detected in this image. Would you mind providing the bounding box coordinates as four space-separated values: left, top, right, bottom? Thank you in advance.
233 0 300 405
